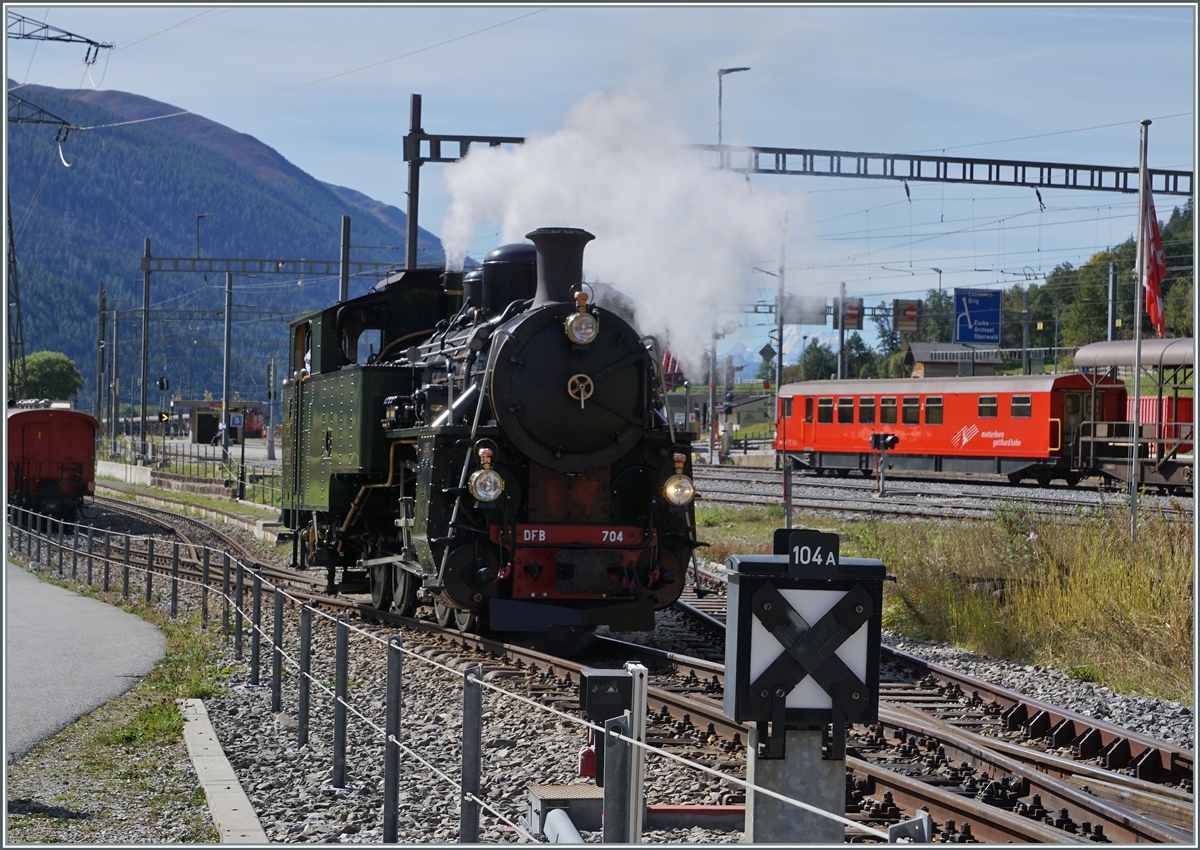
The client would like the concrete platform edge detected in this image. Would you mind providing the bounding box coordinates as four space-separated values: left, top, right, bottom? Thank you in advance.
180 698 269 844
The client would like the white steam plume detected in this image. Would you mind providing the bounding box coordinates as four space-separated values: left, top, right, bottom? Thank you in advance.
439 89 789 375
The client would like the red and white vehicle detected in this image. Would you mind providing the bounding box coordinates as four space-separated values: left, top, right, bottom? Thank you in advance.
774 373 1128 487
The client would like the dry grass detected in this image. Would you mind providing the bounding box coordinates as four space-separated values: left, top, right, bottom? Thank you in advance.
856 502 1194 704
695 501 1194 704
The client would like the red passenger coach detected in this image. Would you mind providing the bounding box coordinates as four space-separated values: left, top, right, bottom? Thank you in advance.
775 374 1127 486
7 407 100 519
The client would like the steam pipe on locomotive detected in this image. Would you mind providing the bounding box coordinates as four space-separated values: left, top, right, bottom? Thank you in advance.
281 226 697 635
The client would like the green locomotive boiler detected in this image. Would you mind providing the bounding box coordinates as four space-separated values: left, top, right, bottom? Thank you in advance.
282 227 697 635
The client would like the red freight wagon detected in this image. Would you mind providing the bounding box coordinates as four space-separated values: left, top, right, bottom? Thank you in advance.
7 408 99 520
775 374 1126 486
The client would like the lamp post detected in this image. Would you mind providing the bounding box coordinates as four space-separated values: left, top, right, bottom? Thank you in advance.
800 334 808 383
196 213 214 259
717 67 750 152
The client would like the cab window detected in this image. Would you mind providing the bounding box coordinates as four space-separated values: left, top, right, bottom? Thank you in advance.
1084 395 1093 416
925 396 943 425
880 397 897 424
781 398 793 418
293 322 312 374
979 395 998 418
1011 395 1032 418
859 397 876 424
1065 394 1081 415
837 398 854 424
902 396 920 425
817 398 833 424
804 398 813 423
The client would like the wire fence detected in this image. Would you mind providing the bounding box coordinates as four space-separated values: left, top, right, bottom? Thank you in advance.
6 506 885 844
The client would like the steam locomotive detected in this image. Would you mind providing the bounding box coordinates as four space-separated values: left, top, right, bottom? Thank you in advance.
281 228 697 635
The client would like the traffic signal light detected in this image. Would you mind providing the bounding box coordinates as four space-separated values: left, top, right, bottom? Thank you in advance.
156 377 169 391
870 433 899 451
158 411 170 422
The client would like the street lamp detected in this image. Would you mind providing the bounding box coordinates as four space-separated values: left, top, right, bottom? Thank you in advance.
931 268 942 293
800 334 809 383
717 67 750 148
196 213 214 259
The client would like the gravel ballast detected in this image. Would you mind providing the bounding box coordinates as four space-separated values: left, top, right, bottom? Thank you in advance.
6 513 1194 843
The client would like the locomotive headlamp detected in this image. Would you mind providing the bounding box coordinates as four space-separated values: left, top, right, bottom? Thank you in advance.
564 292 599 345
663 455 694 507
468 446 505 502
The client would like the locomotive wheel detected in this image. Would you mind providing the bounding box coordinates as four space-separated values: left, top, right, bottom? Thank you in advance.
1035 469 1052 488
393 568 418 617
1065 472 1081 488
434 598 454 628
453 608 480 633
370 564 393 610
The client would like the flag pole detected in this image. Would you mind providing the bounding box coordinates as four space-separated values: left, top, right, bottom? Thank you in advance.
1129 119 1150 541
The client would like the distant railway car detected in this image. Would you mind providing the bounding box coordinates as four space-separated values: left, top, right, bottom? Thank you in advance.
7 407 100 519
774 373 1128 487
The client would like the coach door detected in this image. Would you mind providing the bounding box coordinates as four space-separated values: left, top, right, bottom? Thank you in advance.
1063 392 1085 460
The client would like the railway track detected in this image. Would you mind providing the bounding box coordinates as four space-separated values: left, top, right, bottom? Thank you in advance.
692 466 1193 520
67 495 1194 841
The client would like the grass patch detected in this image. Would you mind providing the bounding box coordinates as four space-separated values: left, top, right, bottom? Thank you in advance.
694 502 1194 704
7 566 225 843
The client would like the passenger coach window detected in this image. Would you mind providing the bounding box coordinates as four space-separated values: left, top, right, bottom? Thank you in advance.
880 397 897 424
979 396 998 418
902 397 920 425
805 398 813 423
925 396 943 425
859 397 876 424
1011 395 1032 418
837 398 854 424
817 398 833 424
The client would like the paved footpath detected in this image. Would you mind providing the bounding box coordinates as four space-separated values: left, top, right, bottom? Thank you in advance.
5 560 166 763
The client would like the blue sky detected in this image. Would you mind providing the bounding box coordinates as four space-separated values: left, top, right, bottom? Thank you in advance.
6 4 1196 362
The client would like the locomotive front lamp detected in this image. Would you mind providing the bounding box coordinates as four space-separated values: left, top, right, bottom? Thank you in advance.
564 291 599 345
663 452 695 506
468 446 505 502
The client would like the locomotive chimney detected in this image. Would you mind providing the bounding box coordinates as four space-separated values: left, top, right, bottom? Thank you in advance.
527 227 595 307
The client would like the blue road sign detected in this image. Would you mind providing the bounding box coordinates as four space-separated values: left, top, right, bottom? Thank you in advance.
953 288 1002 344
229 413 244 428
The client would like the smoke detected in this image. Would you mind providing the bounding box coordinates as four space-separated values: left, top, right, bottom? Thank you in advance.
439 89 788 375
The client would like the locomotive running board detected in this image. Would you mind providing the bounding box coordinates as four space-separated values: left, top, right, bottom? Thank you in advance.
489 598 654 632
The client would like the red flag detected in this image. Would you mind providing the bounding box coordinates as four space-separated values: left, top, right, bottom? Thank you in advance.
1143 172 1168 336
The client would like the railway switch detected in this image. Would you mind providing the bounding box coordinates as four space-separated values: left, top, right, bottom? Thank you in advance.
723 529 886 843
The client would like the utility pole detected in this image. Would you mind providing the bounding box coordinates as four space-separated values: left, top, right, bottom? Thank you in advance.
111 309 120 446
1021 287 1031 375
266 355 277 461
222 272 233 456
95 282 106 423
709 327 718 464
837 281 847 380
775 214 787 406
1107 262 1118 341
140 247 151 458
